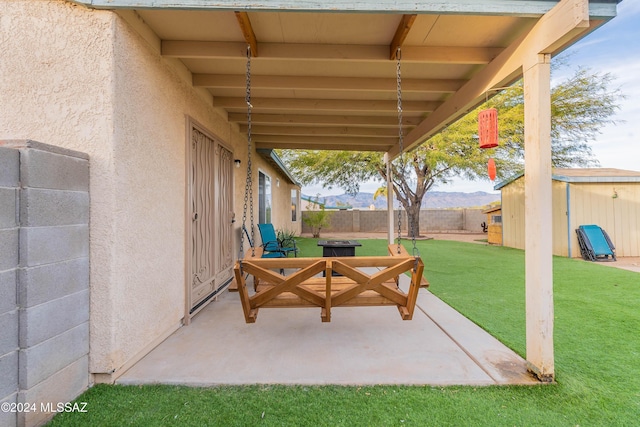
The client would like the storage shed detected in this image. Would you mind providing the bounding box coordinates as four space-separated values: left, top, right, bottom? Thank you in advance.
496 168 640 258
483 205 503 245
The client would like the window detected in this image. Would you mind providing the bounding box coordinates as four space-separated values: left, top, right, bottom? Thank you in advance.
259 171 272 224
291 189 298 222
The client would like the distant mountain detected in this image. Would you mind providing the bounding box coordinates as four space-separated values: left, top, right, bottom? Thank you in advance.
302 191 500 209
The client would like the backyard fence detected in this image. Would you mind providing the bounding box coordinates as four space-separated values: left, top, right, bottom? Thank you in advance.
302 208 486 235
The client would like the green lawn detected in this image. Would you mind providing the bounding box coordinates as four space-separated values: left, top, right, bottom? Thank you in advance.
49 239 640 426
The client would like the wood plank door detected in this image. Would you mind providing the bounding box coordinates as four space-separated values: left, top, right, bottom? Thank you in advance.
189 125 234 314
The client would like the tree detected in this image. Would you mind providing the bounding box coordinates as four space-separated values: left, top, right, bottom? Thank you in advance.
279 67 622 237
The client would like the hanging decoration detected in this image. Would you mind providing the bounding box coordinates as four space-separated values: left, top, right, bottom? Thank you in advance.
478 108 498 149
487 158 497 181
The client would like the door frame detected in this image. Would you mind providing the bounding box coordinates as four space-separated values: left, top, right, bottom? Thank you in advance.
184 117 235 324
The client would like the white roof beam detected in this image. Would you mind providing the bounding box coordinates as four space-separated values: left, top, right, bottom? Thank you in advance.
163 41 502 64
195 74 464 93
243 125 403 138
229 113 422 127
71 0 597 17
216 97 439 113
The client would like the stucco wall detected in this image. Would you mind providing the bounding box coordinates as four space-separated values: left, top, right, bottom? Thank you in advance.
0 0 119 379
1 0 300 382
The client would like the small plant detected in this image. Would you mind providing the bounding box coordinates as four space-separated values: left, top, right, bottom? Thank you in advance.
276 228 298 248
304 194 333 238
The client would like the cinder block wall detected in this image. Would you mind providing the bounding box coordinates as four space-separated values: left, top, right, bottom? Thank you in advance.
0 141 90 427
0 146 20 427
302 208 486 234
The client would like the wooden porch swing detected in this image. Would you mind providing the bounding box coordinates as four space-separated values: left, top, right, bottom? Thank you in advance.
235 46 426 323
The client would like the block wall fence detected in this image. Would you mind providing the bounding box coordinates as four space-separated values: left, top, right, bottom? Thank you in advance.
0 141 89 427
302 208 487 235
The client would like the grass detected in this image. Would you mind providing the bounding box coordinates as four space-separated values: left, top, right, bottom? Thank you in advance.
48 238 640 426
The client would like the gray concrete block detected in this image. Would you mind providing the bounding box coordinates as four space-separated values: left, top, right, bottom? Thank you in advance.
18 356 88 427
0 311 18 356
19 290 89 348
0 147 19 188
18 259 88 309
0 229 19 272
20 149 89 192
19 225 89 267
0 270 17 315
0 352 18 400
0 393 17 427
0 188 18 229
19 188 89 227
19 322 88 389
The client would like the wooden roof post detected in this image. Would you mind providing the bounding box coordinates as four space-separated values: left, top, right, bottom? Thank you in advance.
523 53 554 382
384 153 394 245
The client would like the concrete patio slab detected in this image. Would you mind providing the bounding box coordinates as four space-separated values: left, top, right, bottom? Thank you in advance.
118 273 539 387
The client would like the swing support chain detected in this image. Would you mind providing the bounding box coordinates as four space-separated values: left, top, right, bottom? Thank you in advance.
240 44 255 258
395 46 419 258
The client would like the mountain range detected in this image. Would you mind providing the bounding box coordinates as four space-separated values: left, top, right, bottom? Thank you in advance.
302 191 500 209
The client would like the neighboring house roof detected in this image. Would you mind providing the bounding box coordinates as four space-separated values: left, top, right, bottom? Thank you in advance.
494 168 640 190
257 148 300 186
483 206 502 214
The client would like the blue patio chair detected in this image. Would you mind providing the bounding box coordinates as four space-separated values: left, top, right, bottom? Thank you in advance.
576 224 616 262
242 225 285 281
257 223 298 258
242 225 286 259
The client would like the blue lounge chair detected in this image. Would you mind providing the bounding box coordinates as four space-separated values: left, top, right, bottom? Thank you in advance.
257 223 298 258
576 224 616 262
242 225 285 259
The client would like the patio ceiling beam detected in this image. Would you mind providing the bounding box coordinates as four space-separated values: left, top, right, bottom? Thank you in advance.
72 0 585 17
234 11 258 56
241 125 403 138
254 135 395 146
215 97 439 113
194 74 464 93
255 141 391 152
388 0 593 159
228 113 422 126
162 41 501 64
390 14 417 60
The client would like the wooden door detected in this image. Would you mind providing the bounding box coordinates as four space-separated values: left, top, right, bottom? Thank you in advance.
189 126 234 314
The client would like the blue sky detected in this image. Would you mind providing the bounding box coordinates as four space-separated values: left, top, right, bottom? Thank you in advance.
303 1 639 196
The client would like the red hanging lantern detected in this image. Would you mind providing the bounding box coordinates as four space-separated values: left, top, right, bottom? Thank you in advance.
478 108 498 149
488 158 497 181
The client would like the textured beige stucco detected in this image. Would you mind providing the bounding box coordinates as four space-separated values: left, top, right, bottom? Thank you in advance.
0 0 119 374
1 0 300 380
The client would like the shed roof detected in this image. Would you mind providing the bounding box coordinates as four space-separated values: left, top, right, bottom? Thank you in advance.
494 168 640 190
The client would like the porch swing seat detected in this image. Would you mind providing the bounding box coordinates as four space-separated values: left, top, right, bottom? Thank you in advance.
234 244 426 323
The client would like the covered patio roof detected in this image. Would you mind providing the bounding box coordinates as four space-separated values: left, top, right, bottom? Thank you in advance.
75 0 617 159
73 0 621 383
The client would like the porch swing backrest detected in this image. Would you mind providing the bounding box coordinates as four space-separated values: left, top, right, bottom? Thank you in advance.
234 244 427 323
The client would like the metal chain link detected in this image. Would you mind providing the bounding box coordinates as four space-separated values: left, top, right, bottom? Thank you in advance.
240 45 255 258
396 47 404 255
395 47 419 258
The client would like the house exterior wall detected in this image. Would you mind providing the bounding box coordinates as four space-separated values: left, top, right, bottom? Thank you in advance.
501 177 640 257
1 0 299 383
